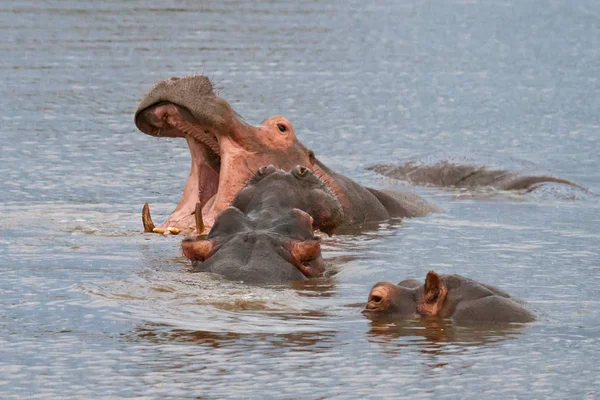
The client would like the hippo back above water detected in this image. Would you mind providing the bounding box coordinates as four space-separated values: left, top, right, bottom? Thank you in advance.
370 160 588 195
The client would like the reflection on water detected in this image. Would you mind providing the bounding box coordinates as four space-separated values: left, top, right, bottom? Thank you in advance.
366 318 527 349
2 0 600 398
133 324 339 352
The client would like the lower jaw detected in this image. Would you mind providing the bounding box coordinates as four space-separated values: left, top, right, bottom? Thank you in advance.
152 194 217 235
145 138 220 235
165 136 221 234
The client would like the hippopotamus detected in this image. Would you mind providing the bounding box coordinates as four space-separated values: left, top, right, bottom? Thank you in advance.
134 75 438 235
363 271 534 323
370 161 586 192
181 165 344 284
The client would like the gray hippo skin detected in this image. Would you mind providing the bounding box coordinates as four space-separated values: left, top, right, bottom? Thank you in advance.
370 161 585 192
363 271 535 323
181 165 344 284
135 75 438 235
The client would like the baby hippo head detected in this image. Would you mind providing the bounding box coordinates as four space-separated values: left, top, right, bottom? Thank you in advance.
363 271 535 323
363 271 448 318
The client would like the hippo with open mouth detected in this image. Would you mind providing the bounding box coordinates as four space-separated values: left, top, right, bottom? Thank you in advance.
363 271 535 323
181 165 344 284
134 75 438 235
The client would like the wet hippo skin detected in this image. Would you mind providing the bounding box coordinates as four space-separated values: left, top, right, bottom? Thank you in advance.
134 75 439 235
363 271 535 324
181 165 344 284
370 161 585 192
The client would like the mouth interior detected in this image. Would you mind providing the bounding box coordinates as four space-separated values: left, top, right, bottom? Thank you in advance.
138 102 223 232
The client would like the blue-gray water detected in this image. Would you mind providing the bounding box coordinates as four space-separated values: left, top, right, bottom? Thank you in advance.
1 0 599 398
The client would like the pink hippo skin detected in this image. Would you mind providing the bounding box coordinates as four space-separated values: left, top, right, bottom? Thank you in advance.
134 75 438 235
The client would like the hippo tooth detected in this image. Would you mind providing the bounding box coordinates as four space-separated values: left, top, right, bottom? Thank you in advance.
167 227 181 234
152 227 166 234
142 202 156 232
195 201 204 233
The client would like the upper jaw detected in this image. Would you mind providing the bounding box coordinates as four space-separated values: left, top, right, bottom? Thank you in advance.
134 75 217 126
134 75 236 141
135 102 222 155
134 102 180 138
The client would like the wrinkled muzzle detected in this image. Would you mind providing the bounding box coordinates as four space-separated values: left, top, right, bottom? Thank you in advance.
182 232 325 283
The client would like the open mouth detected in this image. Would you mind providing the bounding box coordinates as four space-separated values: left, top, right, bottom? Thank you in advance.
135 102 224 234
134 75 318 235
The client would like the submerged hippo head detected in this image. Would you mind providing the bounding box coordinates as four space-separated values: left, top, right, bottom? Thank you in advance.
363 271 535 323
135 75 316 234
180 166 343 284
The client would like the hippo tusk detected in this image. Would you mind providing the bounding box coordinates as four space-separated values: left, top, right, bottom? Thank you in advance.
142 202 156 232
143 203 181 235
151 227 181 235
195 200 204 233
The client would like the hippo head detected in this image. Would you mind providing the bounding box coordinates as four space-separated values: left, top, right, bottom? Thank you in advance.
180 166 344 284
134 75 316 234
363 271 448 318
231 165 344 236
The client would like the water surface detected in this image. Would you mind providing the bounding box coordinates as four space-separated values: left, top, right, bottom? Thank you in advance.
1 0 599 398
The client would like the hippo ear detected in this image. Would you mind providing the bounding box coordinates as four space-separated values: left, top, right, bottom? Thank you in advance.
291 198 342 236
417 271 448 317
290 208 314 230
181 239 215 261
287 238 321 263
284 238 323 278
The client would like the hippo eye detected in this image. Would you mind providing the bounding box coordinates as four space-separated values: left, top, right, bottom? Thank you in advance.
277 123 287 133
371 295 382 303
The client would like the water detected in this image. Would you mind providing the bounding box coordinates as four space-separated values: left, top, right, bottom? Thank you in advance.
1 0 599 398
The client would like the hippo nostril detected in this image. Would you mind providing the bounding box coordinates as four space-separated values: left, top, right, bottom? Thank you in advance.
277 123 287 133
371 295 382 303
258 165 276 176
